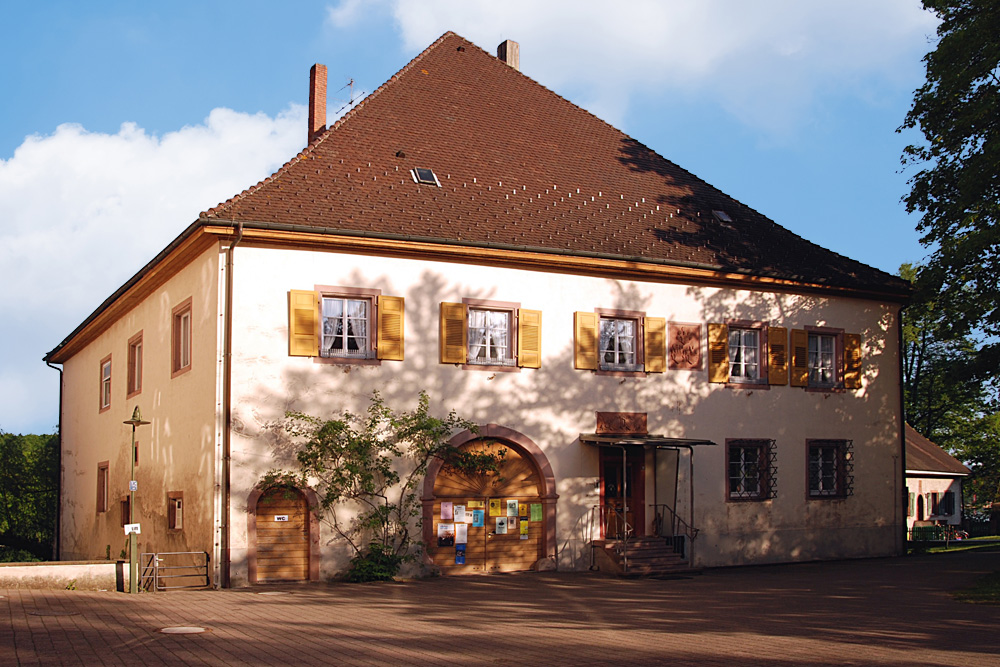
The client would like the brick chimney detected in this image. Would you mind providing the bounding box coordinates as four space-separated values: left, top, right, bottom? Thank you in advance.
308 64 327 144
497 40 519 71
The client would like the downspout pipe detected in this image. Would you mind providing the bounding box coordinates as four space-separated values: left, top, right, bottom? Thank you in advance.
897 307 907 555
221 222 244 587
45 361 63 560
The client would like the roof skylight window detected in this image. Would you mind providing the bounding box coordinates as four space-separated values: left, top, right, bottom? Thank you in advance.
411 168 441 187
712 210 733 223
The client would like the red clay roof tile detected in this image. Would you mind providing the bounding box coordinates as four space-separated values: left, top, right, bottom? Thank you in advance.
204 32 908 295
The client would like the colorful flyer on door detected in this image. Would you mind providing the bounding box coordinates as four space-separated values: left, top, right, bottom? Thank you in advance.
455 543 466 564
506 499 519 517
455 523 468 544
454 505 467 523
437 523 455 538
496 517 507 534
472 510 485 527
489 499 503 516
441 502 453 520
520 520 529 539
467 500 485 509
530 503 543 522
518 502 528 518
509 517 517 531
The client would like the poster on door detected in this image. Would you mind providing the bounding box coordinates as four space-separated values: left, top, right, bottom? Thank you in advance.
489 499 503 517
472 510 485 527
440 502 453 520
506 499 518 517
456 523 468 544
496 517 508 534
454 505 467 523
520 519 529 539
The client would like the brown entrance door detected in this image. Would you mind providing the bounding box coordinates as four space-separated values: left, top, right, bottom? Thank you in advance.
255 487 309 582
601 448 645 539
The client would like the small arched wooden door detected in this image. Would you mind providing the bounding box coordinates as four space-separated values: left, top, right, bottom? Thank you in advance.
426 439 544 574
255 487 310 582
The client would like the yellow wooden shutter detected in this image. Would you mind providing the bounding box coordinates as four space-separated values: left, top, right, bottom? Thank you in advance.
288 290 319 357
843 333 862 389
644 317 666 373
574 312 598 370
517 309 542 369
790 329 809 387
440 302 467 364
376 295 405 361
707 323 729 383
768 326 788 385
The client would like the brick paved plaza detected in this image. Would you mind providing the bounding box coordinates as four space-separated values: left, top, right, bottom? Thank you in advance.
3 549 998 666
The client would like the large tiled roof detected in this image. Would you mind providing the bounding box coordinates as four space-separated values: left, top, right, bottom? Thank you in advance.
905 424 970 476
204 32 908 296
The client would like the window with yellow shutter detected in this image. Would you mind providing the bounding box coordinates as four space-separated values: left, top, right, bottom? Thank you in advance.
288 286 404 364
440 298 542 370
574 309 664 376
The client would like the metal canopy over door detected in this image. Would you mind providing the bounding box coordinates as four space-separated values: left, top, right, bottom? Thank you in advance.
255 487 309 582
427 439 544 574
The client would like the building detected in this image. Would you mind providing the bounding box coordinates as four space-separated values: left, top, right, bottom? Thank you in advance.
45 33 911 586
905 424 969 535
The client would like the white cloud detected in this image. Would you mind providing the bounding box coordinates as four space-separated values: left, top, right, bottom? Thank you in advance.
326 0 369 28
0 105 306 434
384 0 937 133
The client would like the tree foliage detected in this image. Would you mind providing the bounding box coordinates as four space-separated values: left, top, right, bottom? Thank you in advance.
900 1 1000 371
264 391 496 581
0 432 59 561
901 264 999 512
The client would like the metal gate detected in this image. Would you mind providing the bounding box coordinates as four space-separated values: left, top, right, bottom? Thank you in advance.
140 551 211 591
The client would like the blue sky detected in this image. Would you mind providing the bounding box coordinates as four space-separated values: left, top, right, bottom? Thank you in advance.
0 1 938 434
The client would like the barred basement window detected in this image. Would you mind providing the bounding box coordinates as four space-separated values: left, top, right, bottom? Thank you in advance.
727 439 777 501
807 439 854 499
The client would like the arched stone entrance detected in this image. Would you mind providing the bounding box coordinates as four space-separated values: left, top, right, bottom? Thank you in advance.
247 486 320 583
423 425 558 574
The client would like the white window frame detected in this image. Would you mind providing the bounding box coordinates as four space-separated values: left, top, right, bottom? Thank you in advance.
321 295 375 359
599 316 641 372
728 327 761 384
808 333 837 387
467 307 515 366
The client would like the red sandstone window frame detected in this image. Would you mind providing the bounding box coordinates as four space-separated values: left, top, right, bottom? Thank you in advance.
595 308 645 377
127 331 143 398
171 298 193 378
99 354 112 412
725 320 769 389
96 461 109 513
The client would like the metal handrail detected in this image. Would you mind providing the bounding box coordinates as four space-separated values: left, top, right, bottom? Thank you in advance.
589 503 633 571
649 503 699 541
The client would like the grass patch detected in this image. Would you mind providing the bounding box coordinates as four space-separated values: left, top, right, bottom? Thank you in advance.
953 571 1000 605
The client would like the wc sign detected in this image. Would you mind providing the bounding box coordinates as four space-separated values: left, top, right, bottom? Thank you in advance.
274 515 289 522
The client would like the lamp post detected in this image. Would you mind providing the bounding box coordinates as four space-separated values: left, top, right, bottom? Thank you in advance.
124 406 150 594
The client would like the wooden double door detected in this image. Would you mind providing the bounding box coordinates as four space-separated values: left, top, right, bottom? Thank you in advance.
427 439 544 574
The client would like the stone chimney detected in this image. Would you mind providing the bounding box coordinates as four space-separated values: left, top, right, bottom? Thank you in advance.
308 64 327 144
497 40 519 71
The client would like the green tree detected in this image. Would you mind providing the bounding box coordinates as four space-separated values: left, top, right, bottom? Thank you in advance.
901 264 999 524
900 1 1000 373
0 432 59 561
265 391 498 581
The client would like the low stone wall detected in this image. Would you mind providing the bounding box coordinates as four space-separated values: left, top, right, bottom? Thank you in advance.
0 560 128 591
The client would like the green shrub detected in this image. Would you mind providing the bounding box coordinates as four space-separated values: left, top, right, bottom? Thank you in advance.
345 543 403 582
